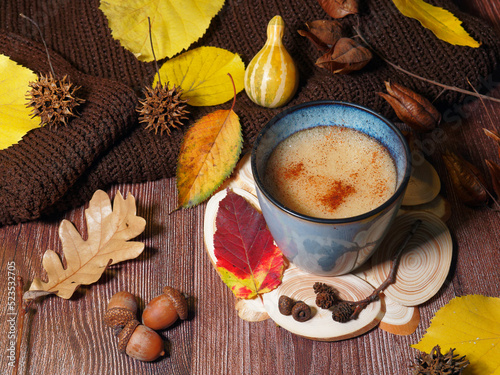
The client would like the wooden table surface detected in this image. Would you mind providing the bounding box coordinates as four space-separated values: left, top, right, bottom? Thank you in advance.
2 1 500 374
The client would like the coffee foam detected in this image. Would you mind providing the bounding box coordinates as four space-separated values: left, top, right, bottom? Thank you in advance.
264 126 397 219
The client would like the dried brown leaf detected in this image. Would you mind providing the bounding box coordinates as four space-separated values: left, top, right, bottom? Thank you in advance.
298 20 343 51
317 0 358 19
25 190 146 300
378 81 441 132
442 150 488 206
316 38 372 74
486 159 500 198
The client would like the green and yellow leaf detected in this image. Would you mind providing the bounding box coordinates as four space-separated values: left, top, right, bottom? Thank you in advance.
412 295 500 374
155 47 245 106
176 106 242 208
99 0 225 61
0 54 39 150
391 0 480 48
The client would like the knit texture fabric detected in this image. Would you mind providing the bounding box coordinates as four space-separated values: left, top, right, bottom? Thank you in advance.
0 0 499 225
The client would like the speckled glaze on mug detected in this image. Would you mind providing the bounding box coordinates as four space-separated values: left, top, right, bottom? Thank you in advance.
251 101 411 276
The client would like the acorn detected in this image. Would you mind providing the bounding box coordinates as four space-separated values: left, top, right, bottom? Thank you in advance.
103 291 138 329
118 320 165 362
142 286 188 330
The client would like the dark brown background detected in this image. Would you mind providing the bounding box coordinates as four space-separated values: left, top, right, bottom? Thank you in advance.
1 0 500 374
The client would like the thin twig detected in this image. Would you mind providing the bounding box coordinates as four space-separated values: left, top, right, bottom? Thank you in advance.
350 220 422 318
148 17 162 88
467 78 499 134
20 14 55 76
354 26 500 104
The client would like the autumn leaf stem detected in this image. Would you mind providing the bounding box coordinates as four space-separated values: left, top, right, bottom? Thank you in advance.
148 17 162 87
354 27 500 104
20 14 55 76
227 73 236 110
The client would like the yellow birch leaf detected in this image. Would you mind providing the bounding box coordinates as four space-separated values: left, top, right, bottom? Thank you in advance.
0 54 39 150
25 190 146 300
154 47 245 106
412 295 500 374
99 0 225 62
391 0 480 48
177 105 242 208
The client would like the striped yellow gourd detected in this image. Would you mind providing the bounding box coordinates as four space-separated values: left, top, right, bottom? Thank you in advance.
244 15 298 108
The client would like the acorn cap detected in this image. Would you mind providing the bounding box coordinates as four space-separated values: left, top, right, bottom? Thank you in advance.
117 320 140 353
103 307 136 329
163 286 188 320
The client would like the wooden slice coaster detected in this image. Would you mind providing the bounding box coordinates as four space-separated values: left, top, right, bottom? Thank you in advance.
378 295 420 335
400 195 451 222
402 159 441 206
364 211 453 307
262 266 384 341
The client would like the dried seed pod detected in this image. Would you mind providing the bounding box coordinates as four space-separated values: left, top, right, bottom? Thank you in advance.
486 159 500 198
442 150 488 206
313 282 336 295
316 38 372 74
298 20 343 51
278 295 295 316
410 345 469 374
291 301 311 322
315 291 338 309
332 302 355 323
137 83 189 136
378 81 441 132
27 73 85 128
317 0 358 19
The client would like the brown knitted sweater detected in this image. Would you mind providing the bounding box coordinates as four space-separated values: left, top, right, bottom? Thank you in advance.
0 0 499 226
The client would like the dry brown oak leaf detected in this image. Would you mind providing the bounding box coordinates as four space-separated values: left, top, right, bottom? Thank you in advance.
24 190 146 300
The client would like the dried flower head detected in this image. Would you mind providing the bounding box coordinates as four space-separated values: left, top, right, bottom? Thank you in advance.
137 82 189 136
27 73 84 128
410 345 469 375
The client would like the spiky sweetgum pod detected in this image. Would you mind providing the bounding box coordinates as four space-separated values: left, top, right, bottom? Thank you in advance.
27 72 85 129
411 345 469 375
137 83 189 136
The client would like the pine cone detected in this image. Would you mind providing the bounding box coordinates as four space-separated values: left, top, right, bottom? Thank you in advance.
411 345 469 375
316 291 338 309
313 282 336 295
137 82 189 136
27 73 84 128
331 302 355 323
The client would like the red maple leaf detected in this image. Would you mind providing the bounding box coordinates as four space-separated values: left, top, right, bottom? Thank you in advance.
214 190 284 299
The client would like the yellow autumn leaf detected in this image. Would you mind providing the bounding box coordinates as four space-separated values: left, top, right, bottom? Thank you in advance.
25 190 146 300
391 0 480 48
99 0 225 62
0 54 39 150
412 295 500 374
154 47 245 106
177 104 242 208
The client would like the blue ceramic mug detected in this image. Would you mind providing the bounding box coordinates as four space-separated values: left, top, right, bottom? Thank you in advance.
251 101 411 276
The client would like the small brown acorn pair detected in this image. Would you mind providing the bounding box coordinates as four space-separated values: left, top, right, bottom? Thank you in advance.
103 287 188 362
